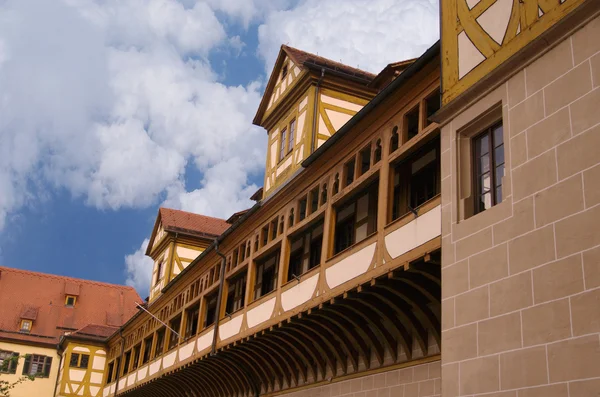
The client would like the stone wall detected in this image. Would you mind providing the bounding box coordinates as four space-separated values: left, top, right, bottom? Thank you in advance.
440 13 600 397
278 360 441 397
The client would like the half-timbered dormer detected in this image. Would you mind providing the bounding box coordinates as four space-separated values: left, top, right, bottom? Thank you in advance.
145 208 230 303
253 45 378 199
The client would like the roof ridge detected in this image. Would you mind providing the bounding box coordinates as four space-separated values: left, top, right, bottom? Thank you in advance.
282 44 377 78
0 266 140 292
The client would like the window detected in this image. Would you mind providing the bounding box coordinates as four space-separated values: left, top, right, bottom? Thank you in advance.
65 295 76 307
288 220 324 281
288 209 295 227
155 258 165 285
122 350 131 375
167 315 181 350
321 184 328 206
203 293 218 329
344 158 356 187
334 179 379 255
425 89 441 126
225 271 247 315
279 128 287 162
131 344 140 371
405 106 420 141
22 354 52 377
374 139 382 163
360 145 371 175
281 64 288 80
154 328 165 358
288 119 296 153
254 250 279 300
0 351 19 374
298 197 307 221
69 353 90 369
473 122 504 214
391 139 440 220
233 248 239 265
261 225 269 246
19 320 32 333
333 173 340 195
106 361 115 383
390 127 399 153
270 218 278 240
310 186 319 214
142 336 153 365
184 303 200 339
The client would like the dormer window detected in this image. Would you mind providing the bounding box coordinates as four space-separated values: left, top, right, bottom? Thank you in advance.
65 295 76 307
281 64 288 81
20 319 32 333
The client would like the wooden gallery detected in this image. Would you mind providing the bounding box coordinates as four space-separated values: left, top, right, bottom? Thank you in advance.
51 0 600 395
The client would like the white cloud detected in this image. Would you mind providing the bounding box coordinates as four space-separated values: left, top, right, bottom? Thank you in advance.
258 0 439 74
125 238 154 295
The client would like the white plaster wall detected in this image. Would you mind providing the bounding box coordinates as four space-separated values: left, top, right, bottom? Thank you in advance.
326 242 377 289
218 314 244 340
246 297 276 328
384 205 441 259
281 274 319 311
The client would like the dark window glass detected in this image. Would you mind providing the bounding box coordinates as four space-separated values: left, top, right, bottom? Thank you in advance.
374 139 382 163
405 106 420 140
287 220 323 281
167 316 181 350
225 271 247 315
333 179 379 255
69 353 80 368
106 362 114 383
360 145 371 175
79 354 89 369
254 250 279 300
142 336 152 364
391 138 440 221
154 328 165 358
184 303 200 339
203 294 218 329
425 89 441 125
473 122 504 214
310 186 319 213
390 127 399 153
298 197 307 221
288 119 296 153
0 351 19 374
344 158 356 187
279 128 287 162
122 351 131 375
131 345 140 370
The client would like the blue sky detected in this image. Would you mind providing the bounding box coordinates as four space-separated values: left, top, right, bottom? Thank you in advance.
0 0 439 296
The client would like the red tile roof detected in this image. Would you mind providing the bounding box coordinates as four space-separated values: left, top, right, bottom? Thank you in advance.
0 266 142 346
159 208 230 238
282 45 377 82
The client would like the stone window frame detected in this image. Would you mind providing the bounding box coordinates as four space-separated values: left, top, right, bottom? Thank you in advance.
456 101 506 221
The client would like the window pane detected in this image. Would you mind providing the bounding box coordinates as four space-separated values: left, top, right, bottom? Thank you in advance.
480 172 491 192
478 134 489 155
479 154 490 174
480 192 492 211
494 145 505 166
493 125 503 147
495 164 504 187
495 186 503 204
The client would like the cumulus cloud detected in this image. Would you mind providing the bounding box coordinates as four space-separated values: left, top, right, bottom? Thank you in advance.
124 238 154 295
0 0 266 230
258 0 439 74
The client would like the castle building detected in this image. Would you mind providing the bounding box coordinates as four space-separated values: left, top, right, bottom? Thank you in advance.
0 267 141 397
5 0 598 395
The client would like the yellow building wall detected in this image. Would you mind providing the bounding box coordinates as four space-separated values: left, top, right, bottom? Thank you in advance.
0 341 60 397
263 86 368 197
55 342 107 397
441 0 586 104
149 238 206 303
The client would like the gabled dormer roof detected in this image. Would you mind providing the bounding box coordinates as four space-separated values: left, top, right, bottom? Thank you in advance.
253 45 377 127
145 208 230 256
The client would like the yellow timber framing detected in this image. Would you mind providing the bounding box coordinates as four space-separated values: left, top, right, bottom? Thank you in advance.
104 54 442 397
441 0 587 104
